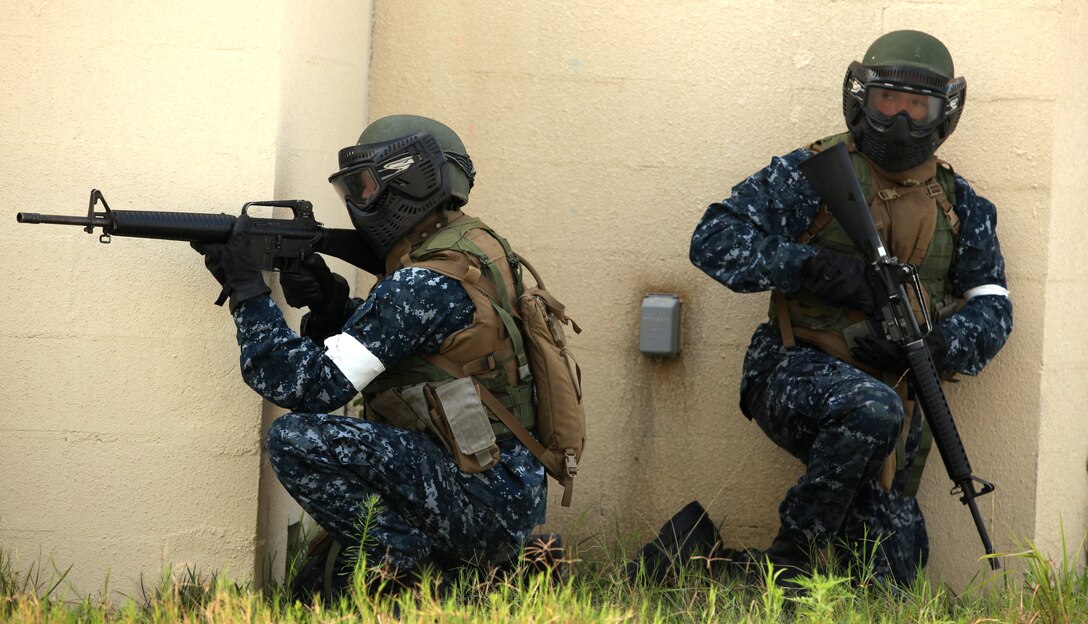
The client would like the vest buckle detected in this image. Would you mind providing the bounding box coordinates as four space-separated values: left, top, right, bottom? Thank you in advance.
564 449 579 476
877 188 901 201
461 353 498 377
463 265 482 285
924 182 943 197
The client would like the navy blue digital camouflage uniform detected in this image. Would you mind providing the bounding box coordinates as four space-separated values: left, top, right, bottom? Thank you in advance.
231 266 547 572
690 147 1012 583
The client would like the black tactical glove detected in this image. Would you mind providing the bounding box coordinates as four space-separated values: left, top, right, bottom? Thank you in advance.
279 254 351 341
191 215 270 313
851 326 949 375
280 254 347 309
800 248 875 313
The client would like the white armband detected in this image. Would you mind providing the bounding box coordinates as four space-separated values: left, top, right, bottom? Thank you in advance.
323 333 385 391
964 284 1009 300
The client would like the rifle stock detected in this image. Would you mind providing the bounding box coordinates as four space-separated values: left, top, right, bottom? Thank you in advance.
799 143 1000 570
799 143 886 263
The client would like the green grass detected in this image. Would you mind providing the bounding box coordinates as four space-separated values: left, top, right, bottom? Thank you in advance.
2 534 1087 623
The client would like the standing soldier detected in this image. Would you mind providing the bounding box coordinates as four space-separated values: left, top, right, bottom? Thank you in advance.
192 115 547 595
690 31 1012 585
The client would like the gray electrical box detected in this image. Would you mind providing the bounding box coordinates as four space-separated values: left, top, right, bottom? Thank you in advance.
639 293 682 357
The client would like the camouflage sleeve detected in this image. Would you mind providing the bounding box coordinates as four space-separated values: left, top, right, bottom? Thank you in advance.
231 268 475 411
939 175 1013 376
689 148 822 294
338 267 476 359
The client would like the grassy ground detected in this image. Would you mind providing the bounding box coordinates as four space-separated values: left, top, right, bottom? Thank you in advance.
2 533 1087 623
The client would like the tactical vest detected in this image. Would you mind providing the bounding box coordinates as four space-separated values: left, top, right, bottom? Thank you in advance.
772 133 961 494
772 132 960 367
361 211 536 437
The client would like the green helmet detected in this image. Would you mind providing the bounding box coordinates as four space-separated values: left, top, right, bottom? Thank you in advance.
357 115 475 206
843 30 966 171
863 30 954 77
328 115 476 257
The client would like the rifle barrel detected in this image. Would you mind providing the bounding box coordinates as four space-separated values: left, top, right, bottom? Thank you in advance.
17 213 95 226
967 495 1000 569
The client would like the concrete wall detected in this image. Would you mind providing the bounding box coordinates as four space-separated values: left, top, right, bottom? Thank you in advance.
2 0 1085 597
255 0 372 587
1037 0 1088 562
0 0 370 596
367 0 1083 589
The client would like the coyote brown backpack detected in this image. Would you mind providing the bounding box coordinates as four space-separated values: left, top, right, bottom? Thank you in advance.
459 256 585 506
507 258 585 506
407 222 587 506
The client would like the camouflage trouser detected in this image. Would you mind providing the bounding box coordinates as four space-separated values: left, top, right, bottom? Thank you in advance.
267 413 547 572
740 324 928 584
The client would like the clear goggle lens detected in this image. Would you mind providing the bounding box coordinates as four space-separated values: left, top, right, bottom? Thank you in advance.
330 166 382 212
864 86 944 126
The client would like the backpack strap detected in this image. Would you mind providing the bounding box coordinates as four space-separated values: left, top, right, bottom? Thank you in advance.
797 205 835 245
411 218 523 313
412 252 531 384
774 291 796 348
411 251 495 299
934 159 960 237
519 256 582 333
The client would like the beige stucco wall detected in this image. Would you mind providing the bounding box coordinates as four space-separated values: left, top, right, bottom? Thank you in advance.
2 0 1085 598
254 0 372 587
1037 0 1088 562
368 0 1084 589
0 1 370 596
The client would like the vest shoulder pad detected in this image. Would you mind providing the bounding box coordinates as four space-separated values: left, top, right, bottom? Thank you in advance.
935 159 957 207
807 132 854 153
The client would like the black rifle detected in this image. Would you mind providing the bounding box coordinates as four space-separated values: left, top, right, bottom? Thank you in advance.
17 189 381 274
798 143 999 570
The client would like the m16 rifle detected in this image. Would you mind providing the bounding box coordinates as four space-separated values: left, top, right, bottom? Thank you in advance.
798 142 1000 570
17 189 381 274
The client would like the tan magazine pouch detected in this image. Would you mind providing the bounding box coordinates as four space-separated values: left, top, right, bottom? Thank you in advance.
425 377 501 473
370 378 500 473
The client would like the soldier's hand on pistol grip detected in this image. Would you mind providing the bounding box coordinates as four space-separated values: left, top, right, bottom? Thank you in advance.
279 254 351 341
851 326 949 374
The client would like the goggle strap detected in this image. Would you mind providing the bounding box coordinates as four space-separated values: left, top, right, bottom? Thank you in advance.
444 151 476 187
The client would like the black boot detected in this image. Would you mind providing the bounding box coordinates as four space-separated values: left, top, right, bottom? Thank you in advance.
289 532 447 604
625 501 722 584
486 533 567 586
288 532 352 604
523 533 566 580
760 536 811 591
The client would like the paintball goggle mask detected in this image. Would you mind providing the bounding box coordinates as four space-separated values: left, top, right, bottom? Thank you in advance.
843 31 966 172
844 63 966 172
328 131 453 258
